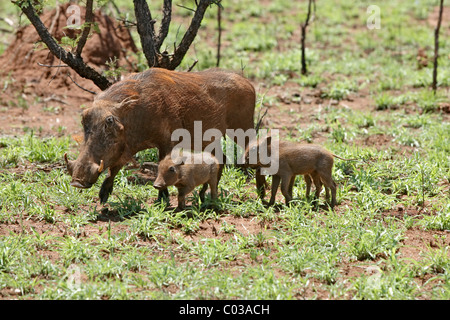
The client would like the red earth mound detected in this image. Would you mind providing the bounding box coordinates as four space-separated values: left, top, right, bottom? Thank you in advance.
0 3 138 135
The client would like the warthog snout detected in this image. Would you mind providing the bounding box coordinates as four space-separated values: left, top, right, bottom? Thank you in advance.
70 180 93 189
64 153 104 189
152 180 166 190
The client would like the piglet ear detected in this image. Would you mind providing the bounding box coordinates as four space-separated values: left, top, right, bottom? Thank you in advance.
176 156 188 166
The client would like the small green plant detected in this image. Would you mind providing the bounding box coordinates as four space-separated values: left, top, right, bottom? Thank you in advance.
321 79 358 101
331 123 347 143
348 222 402 261
103 57 126 82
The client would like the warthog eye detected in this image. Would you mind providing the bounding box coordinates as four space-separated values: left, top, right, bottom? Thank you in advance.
169 166 176 172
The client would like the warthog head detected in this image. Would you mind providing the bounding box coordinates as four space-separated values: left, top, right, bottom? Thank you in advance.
153 155 185 190
65 98 134 189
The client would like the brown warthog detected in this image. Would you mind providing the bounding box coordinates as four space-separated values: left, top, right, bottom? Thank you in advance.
65 67 258 203
244 136 356 209
153 151 220 210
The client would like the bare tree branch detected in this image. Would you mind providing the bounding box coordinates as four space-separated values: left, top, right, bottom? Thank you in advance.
155 0 172 50
133 0 158 67
14 0 112 90
75 0 94 57
133 0 220 70
169 0 215 69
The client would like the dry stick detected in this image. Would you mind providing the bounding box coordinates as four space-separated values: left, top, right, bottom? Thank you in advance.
66 72 97 95
187 59 198 71
432 0 444 95
176 3 196 12
48 47 63 85
216 4 222 67
115 18 137 27
47 3 60 35
37 62 70 68
254 108 268 133
300 0 315 75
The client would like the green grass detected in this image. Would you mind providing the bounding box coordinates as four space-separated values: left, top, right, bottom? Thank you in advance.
0 121 449 299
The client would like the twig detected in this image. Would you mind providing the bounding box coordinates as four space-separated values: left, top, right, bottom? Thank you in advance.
176 4 196 12
66 72 97 95
155 0 172 50
48 46 64 85
43 94 68 105
116 18 137 27
108 0 122 17
48 4 60 35
75 0 94 57
255 108 268 132
216 4 222 67
37 62 70 68
187 59 198 71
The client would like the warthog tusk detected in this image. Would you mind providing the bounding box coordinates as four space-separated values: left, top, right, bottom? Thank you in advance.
98 160 104 173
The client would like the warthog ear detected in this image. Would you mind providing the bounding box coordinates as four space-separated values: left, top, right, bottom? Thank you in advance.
114 96 138 111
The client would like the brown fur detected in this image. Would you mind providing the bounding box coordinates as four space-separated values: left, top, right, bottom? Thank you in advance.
245 137 341 209
65 68 256 203
153 151 220 210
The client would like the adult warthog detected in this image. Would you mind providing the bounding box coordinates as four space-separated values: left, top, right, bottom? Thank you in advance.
65 67 263 203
